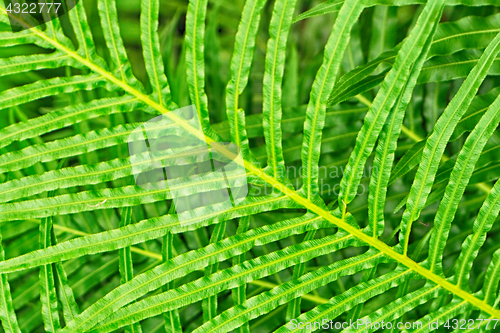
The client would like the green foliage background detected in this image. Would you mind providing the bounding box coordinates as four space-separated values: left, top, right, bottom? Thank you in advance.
1 0 500 332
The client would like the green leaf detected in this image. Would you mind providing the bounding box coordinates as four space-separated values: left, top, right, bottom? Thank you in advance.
0 96 143 150
294 0 500 24
59 212 326 332
338 0 444 209
344 283 442 333
3 1 500 331
388 140 425 186
39 216 61 333
430 13 500 57
418 49 500 83
262 0 298 179
67 0 99 61
411 298 470 333
97 0 136 84
161 231 182 333
451 86 500 141
140 0 174 108
454 178 500 289
399 31 500 255
293 0 342 23
0 231 21 333
202 220 227 322
118 207 143 333
0 30 51 48
300 0 365 200
0 195 296 273
285 230 317 320
0 165 251 221
0 74 108 111
231 216 251 333
88 232 362 332
54 256 80 323
0 120 174 173
482 247 500 305
225 0 267 160
185 0 213 133
0 52 77 77
427 91 500 275
329 13 500 106
367 16 437 237
196 250 389 333
275 267 413 333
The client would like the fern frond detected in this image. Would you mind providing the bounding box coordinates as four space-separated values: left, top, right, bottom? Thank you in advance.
59 211 323 332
